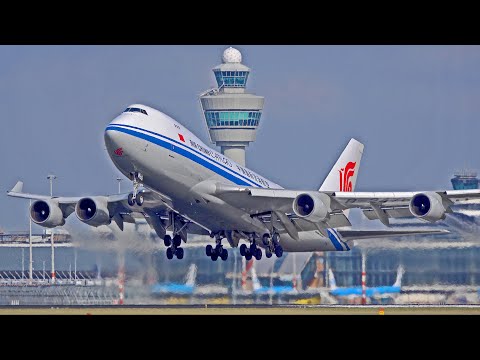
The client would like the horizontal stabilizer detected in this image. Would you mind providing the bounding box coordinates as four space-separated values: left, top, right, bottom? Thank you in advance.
9 181 24 193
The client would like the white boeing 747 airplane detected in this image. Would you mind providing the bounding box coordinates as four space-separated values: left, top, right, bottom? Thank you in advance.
8 104 480 262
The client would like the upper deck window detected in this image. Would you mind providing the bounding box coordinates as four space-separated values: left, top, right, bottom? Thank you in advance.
123 107 148 115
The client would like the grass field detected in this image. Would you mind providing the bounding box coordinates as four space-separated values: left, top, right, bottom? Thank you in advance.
1 305 480 315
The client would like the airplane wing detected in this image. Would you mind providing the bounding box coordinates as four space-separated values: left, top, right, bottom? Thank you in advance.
212 183 480 235
6 180 173 234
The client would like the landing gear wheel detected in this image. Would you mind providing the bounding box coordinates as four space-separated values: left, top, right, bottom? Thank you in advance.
240 244 247 256
245 252 252 261
166 247 174 260
173 234 182 247
163 235 172 247
255 248 262 261
206 244 213 257
272 232 280 245
127 193 135 206
135 194 144 206
215 244 223 255
250 243 257 253
220 248 228 261
275 245 283 258
211 253 218 261
176 247 184 260
262 234 270 246
265 248 272 258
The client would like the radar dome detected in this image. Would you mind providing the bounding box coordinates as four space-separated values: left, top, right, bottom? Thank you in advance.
222 47 242 63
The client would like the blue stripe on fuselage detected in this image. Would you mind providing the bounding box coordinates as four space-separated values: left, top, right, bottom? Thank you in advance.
106 125 258 187
108 123 265 188
332 228 350 251
327 229 345 251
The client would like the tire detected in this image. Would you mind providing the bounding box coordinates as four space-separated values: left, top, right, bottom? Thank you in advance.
250 243 257 253
211 253 218 261
135 194 144 206
265 248 272 258
163 235 172 247
220 248 228 261
239 244 247 256
262 234 270 246
166 247 174 260
206 244 213 257
176 247 184 260
245 252 252 261
275 245 283 258
255 248 262 261
215 244 223 254
127 193 135 206
272 232 280 245
173 235 182 247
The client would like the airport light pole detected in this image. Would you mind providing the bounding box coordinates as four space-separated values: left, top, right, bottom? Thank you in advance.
361 251 367 305
47 174 57 284
116 177 123 194
29 199 33 282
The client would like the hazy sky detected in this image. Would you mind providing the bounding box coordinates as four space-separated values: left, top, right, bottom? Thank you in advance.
1 45 479 231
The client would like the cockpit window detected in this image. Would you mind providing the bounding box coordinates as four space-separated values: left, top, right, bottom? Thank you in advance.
123 107 148 115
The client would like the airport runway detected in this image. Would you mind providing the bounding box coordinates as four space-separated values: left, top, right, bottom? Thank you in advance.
1 305 480 315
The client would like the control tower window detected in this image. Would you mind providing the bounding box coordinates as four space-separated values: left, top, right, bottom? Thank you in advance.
205 111 261 128
123 108 148 115
213 70 249 88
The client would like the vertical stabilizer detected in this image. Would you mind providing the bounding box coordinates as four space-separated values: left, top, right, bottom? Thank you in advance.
319 138 364 192
328 269 337 290
393 265 405 288
250 265 261 291
185 264 197 287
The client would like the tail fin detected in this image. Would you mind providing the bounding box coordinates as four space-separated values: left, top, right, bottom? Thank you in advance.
319 138 364 192
328 269 337 290
250 266 261 291
185 264 197 287
393 265 404 288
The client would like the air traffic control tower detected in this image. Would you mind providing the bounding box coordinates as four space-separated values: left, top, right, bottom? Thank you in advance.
199 47 264 166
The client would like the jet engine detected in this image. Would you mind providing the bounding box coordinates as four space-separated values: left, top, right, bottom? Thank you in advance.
75 196 111 227
30 200 65 228
409 192 447 223
292 192 331 223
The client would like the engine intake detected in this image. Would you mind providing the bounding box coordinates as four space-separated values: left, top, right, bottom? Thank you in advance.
293 192 331 223
30 200 65 228
75 197 111 227
409 192 446 223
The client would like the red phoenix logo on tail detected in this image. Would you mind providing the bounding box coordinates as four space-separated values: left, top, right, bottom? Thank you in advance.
114 148 123 156
339 162 356 192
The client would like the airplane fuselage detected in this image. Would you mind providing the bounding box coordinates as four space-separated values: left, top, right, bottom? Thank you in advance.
104 104 346 252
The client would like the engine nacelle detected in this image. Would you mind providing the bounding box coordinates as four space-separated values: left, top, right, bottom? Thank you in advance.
292 192 331 223
409 192 447 223
75 196 111 227
30 200 65 228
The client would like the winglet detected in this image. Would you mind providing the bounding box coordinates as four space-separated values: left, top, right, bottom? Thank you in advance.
9 181 24 194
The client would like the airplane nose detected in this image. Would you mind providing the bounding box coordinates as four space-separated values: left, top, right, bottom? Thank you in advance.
104 126 121 154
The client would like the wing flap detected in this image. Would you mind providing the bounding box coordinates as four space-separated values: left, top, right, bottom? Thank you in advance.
337 228 449 241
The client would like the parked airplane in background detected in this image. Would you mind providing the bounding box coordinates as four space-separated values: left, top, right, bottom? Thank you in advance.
328 265 404 298
151 264 197 295
250 264 297 296
8 104 480 262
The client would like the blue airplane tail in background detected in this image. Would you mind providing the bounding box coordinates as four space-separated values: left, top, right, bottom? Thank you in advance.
329 265 404 297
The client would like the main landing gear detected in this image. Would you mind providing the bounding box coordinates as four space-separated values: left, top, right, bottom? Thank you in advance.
239 236 263 261
239 232 283 260
127 171 144 207
205 233 228 262
163 212 187 260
